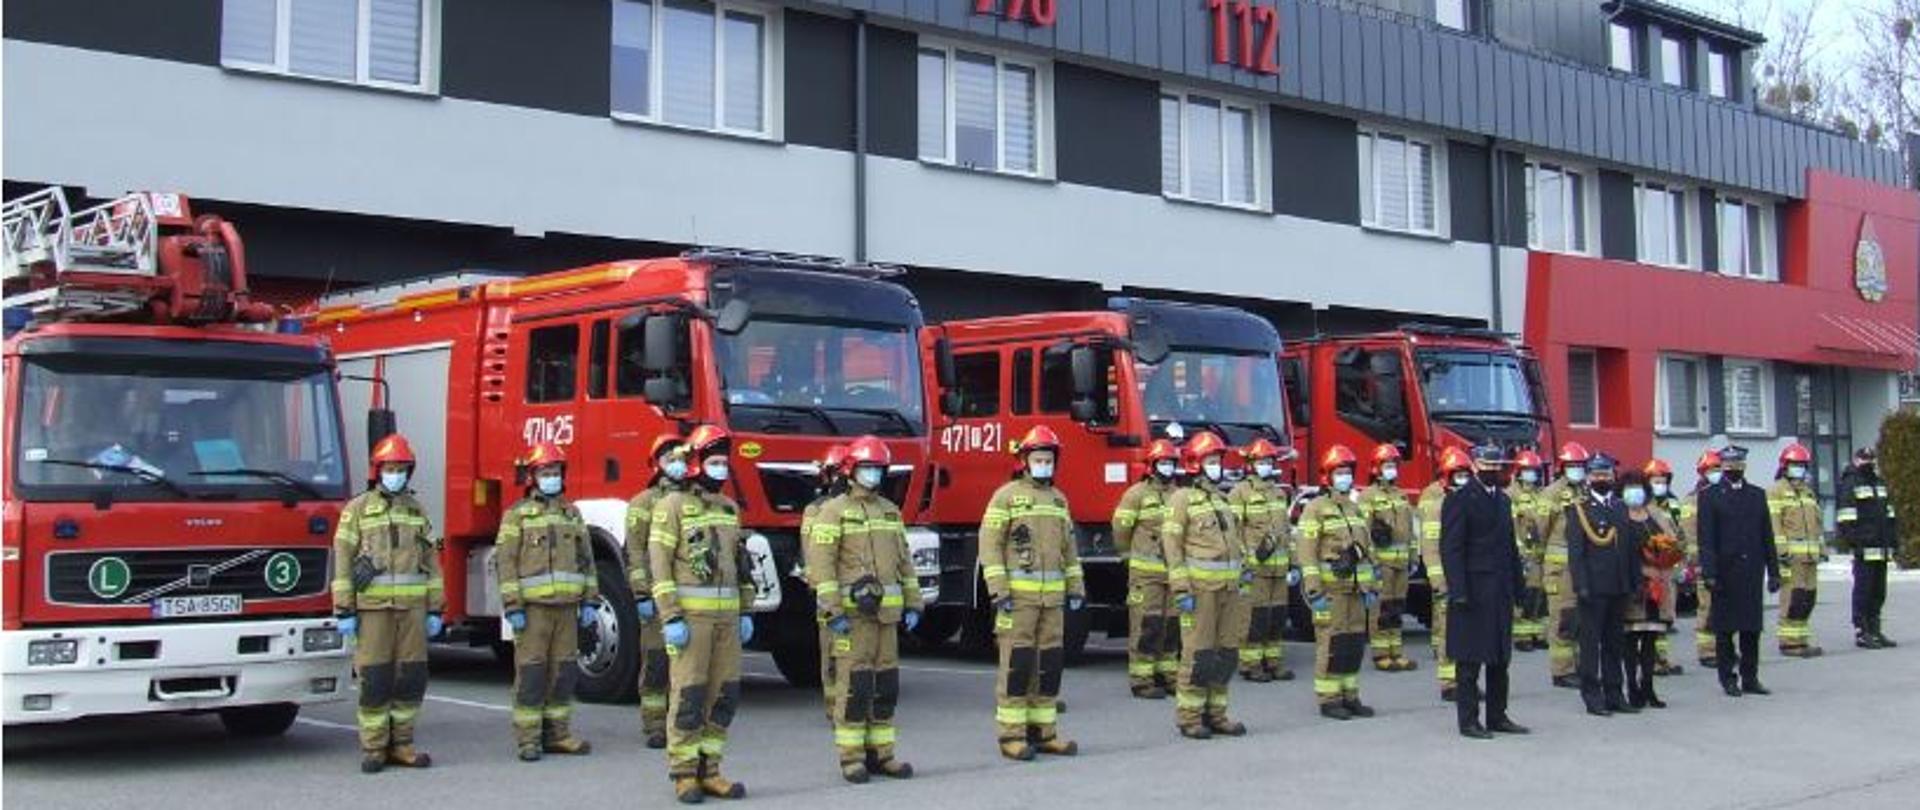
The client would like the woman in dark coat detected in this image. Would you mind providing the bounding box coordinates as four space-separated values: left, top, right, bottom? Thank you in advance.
1696 445 1781 696
1620 470 1683 709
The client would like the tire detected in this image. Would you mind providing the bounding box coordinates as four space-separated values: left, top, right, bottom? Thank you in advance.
219 703 299 737
490 639 515 665
1062 604 1092 664
910 605 963 647
769 637 823 687
573 551 639 703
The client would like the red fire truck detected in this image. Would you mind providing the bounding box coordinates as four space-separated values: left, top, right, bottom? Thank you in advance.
919 298 1288 656
2 188 352 733
303 251 939 696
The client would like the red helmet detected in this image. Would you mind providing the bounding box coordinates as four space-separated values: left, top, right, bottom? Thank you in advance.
845 435 891 470
1371 443 1403 465
1183 431 1230 473
1320 445 1358 474
522 440 567 469
649 434 685 464
1513 449 1544 470
1439 446 1473 475
820 444 850 478
1557 442 1592 465
1779 443 1812 465
1145 439 1180 464
686 424 732 458
1642 458 1674 479
1695 449 1723 473
1014 425 1062 456
1243 439 1282 461
370 434 416 467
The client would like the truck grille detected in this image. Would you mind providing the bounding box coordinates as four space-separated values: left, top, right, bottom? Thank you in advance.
46 547 331 605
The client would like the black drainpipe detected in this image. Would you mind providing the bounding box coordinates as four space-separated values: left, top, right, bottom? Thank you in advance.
853 11 869 262
1486 136 1505 332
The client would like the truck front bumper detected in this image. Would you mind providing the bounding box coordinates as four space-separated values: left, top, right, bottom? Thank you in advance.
3 617 351 725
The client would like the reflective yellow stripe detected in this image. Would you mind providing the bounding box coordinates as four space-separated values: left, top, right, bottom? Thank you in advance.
1129 556 1168 573
1544 551 1569 564
995 706 1027 725
1008 505 1071 520
1009 579 1069 594
834 727 868 747
1837 508 1859 522
651 581 679 598
1028 705 1058 724
982 565 1008 579
867 725 898 745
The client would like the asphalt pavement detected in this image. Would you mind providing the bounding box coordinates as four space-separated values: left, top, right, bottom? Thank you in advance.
9 577 1920 810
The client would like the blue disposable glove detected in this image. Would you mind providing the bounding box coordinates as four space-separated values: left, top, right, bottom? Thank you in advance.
337 614 358 642
1068 596 1085 611
505 609 527 632
425 612 444 639
1309 594 1330 614
664 618 690 648
1176 594 1196 613
635 597 658 622
827 614 852 635
903 609 921 632
739 615 755 645
579 603 599 628
995 596 1015 614
1363 592 1380 611
1287 567 1303 588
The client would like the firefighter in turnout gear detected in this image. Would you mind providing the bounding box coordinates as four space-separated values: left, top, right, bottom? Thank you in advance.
1643 458 1686 675
803 444 851 718
334 433 443 773
1770 444 1826 658
1114 439 1180 697
1839 447 1899 649
496 441 598 761
1508 450 1548 652
626 434 690 749
1299 445 1380 720
805 436 922 784
1361 443 1418 672
1231 438 1296 683
1689 450 1723 667
649 424 757 803
981 426 1086 761
1164 432 1250 738
1421 447 1473 701
1539 442 1592 689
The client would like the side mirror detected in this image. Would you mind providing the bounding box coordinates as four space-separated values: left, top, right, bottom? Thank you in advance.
644 376 687 411
1069 345 1098 399
367 408 397 452
642 313 685 373
939 391 963 417
1133 329 1170 365
1369 353 1402 377
934 337 957 389
715 298 751 335
1070 399 1098 423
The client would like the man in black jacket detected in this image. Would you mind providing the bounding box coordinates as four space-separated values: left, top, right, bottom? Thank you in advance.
1697 446 1781 697
1838 447 1899 649
1440 445 1529 739
1567 454 1640 716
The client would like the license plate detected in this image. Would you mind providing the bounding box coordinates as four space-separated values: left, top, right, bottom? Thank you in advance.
152 594 243 618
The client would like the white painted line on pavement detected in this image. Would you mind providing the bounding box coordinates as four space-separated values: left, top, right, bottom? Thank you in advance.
425 694 512 712
900 664 995 676
296 717 358 733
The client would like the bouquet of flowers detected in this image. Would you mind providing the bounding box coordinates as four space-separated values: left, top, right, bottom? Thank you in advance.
1642 533 1685 569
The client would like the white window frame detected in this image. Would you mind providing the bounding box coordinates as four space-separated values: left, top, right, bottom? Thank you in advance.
1357 125 1449 238
1567 348 1601 428
1434 0 1469 31
1716 194 1778 281
1159 88 1267 211
1707 49 1731 98
219 0 440 93
1609 21 1637 74
1659 35 1687 87
1723 358 1774 436
608 0 781 139
1635 179 1696 269
1524 158 1597 255
1656 352 1709 434
916 41 1052 179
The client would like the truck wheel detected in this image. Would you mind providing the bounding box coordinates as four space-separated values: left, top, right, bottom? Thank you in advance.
1062 605 1092 664
770 638 823 687
219 703 299 737
573 553 639 703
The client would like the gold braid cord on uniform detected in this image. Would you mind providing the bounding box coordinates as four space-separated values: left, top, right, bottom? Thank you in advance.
1574 502 1616 547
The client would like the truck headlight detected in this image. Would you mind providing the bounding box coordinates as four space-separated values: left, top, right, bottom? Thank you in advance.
303 627 345 652
27 639 80 666
911 547 940 576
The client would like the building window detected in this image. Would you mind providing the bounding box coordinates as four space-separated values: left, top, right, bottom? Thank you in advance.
1724 358 1774 435
611 0 774 137
1161 91 1262 208
527 324 580 404
951 352 1002 417
1717 196 1777 280
1567 348 1600 427
1660 36 1687 87
1656 353 1707 433
918 44 1044 176
1635 180 1692 268
1525 161 1591 254
1609 22 1637 73
1010 348 1034 415
1707 49 1731 98
1358 128 1443 236
220 0 432 90
1435 0 1469 31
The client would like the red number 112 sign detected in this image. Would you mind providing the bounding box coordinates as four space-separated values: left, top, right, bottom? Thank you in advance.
1208 0 1280 75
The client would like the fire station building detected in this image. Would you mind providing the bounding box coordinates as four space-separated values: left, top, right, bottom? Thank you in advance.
6 0 1916 500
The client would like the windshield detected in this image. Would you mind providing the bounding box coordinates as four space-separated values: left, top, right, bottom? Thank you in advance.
1417 349 1535 416
1138 350 1286 437
13 355 349 502
714 318 926 436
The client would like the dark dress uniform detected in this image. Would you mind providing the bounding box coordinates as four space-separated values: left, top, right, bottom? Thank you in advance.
1439 479 1524 733
1567 491 1640 714
1838 461 1899 647
1697 468 1781 694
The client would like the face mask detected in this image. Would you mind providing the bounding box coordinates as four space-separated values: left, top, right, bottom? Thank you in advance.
1651 481 1670 498
1380 464 1399 483
1478 470 1505 488
1786 464 1808 481
703 458 731 483
1331 472 1355 493
1724 469 1745 484
662 459 688 482
1029 461 1055 482
1861 463 1878 477
1519 470 1540 486
1154 460 1177 479
536 474 564 497
1589 479 1615 497
854 466 885 491
1451 472 1472 489
1622 487 1648 507
1705 470 1724 486
1254 461 1275 479
1565 467 1588 484
1202 460 1224 482
379 470 410 494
